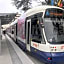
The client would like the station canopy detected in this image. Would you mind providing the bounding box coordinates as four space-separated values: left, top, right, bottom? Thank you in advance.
0 13 17 25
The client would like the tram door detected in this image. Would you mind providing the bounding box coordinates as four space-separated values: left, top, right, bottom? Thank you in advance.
26 19 31 51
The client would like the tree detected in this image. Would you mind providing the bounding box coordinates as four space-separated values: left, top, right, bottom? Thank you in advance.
12 0 32 11
45 0 51 5
12 0 46 11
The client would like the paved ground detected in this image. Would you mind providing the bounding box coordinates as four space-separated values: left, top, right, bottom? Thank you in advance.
0 35 34 64
0 35 13 64
6 36 22 64
6 34 34 64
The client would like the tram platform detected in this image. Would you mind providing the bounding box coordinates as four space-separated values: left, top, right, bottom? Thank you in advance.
0 34 34 64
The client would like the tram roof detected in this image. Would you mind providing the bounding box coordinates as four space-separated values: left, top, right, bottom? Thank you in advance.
26 5 64 17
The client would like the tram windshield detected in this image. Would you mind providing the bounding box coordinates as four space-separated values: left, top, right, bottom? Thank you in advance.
44 8 64 44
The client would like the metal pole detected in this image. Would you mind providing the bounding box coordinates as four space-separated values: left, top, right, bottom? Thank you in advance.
0 19 1 55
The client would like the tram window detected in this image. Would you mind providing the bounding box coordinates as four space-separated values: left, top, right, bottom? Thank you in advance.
44 8 64 44
31 13 45 43
25 19 27 39
31 19 42 43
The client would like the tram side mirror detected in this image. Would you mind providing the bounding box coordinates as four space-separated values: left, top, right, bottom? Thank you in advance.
40 23 44 28
39 18 44 28
41 24 44 28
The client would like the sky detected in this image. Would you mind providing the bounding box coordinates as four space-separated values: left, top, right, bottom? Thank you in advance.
0 0 18 13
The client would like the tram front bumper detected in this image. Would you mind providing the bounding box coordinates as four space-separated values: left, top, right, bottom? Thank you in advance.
51 52 64 64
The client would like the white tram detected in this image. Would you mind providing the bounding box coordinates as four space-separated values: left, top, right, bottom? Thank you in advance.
7 5 64 64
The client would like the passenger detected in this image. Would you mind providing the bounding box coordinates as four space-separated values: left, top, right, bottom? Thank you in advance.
3 30 6 34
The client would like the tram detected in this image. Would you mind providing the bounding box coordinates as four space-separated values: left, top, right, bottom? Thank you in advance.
7 5 64 64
